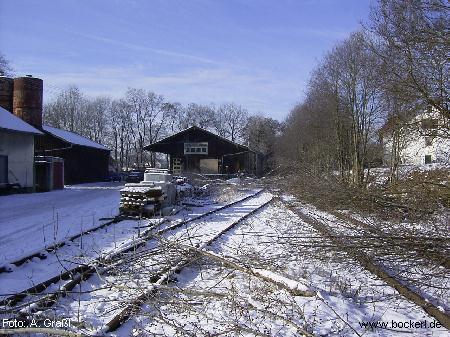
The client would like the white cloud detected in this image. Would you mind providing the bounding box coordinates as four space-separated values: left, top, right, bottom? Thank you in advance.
70 32 220 65
42 64 301 120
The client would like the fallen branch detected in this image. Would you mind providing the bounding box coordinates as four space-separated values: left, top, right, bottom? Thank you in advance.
157 236 316 297
290 207 450 330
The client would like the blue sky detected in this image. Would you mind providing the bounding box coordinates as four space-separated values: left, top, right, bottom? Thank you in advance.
0 0 372 120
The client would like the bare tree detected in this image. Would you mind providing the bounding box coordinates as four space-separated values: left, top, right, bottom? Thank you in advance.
125 88 171 167
329 32 384 185
44 86 86 133
182 103 216 130
162 102 185 134
368 0 449 120
43 85 255 171
109 98 133 170
0 53 13 76
244 116 281 170
83 96 111 143
278 32 384 186
214 103 249 142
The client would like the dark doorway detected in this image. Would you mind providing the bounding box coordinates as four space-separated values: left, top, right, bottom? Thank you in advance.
424 155 432 164
0 155 8 184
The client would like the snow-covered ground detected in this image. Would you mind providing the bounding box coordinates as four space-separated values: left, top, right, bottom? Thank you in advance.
297 201 449 313
366 163 450 187
43 191 271 334
0 186 259 302
0 218 162 301
0 182 123 264
0 181 448 337
119 199 448 337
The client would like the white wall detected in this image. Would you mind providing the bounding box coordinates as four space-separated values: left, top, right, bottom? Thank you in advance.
383 111 450 166
0 130 35 188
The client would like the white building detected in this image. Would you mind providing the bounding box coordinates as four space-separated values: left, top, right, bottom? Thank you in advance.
0 106 43 190
382 110 450 166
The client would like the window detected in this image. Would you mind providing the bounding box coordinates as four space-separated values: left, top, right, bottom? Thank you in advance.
184 142 208 155
424 155 432 164
425 137 433 146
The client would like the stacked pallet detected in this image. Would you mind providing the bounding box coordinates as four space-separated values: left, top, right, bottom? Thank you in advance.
119 183 165 216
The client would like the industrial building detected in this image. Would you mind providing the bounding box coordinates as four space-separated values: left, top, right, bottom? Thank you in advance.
0 106 43 191
0 75 110 187
145 126 263 176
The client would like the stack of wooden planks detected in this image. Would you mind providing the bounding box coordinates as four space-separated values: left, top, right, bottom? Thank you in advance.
119 184 165 216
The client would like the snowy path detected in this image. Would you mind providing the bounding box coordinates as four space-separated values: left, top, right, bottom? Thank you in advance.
0 182 123 264
116 199 449 337
0 219 161 301
0 189 258 303
48 191 272 333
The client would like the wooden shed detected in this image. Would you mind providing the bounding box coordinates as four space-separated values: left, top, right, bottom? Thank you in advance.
145 126 263 176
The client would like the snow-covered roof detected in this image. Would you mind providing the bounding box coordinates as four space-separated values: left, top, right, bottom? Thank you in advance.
0 106 43 135
42 125 109 151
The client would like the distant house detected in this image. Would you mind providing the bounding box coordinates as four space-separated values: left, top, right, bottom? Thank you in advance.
381 109 450 166
145 126 264 176
0 106 43 190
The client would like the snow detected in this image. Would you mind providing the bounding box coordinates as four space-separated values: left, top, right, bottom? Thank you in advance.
0 182 123 264
226 177 241 184
295 201 449 313
0 106 43 135
46 190 270 333
1 181 448 336
252 268 311 294
0 218 163 301
42 125 109 150
176 183 194 192
120 184 159 193
118 198 448 337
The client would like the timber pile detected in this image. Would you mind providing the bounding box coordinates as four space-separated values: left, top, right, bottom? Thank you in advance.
120 184 165 216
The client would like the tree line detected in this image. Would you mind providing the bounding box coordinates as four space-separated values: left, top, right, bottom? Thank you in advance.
277 0 449 187
43 86 281 171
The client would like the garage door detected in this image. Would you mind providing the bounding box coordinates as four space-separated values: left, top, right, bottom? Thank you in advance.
200 159 218 174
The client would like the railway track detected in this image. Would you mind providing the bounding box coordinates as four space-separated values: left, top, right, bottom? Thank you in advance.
0 219 165 308
281 199 450 330
329 210 450 269
0 215 124 274
104 193 274 333
1 190 269 325
1 190 264 308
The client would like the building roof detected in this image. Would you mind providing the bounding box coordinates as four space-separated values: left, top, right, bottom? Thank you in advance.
0 106 43 135
144 125 252 154
42 125 110 151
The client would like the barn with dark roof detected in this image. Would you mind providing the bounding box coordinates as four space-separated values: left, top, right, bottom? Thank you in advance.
35 125 110 184
145 126 263 176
